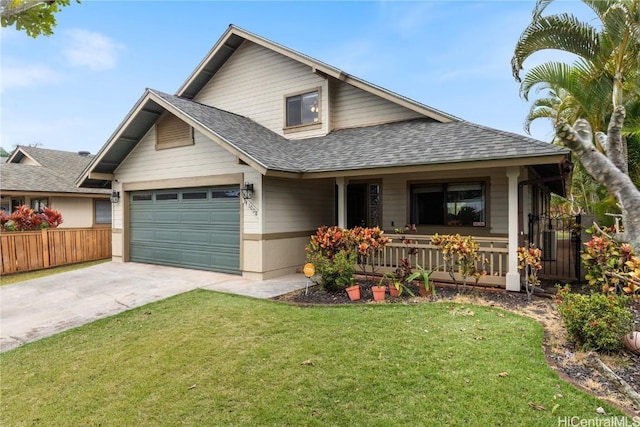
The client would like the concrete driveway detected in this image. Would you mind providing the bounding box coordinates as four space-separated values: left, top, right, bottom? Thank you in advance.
0 262 307 352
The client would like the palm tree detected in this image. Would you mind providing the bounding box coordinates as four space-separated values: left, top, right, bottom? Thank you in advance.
512 0 640 175
512 0 640 252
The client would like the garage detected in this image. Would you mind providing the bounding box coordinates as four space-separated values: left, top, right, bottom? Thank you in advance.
129 186 240 274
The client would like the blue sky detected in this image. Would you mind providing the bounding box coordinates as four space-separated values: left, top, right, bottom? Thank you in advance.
1 1 587 155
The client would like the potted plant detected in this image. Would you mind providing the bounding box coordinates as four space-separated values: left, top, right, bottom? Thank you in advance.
371 280 386 302
345 277 361 301
380 272 413 297
407 263 439 297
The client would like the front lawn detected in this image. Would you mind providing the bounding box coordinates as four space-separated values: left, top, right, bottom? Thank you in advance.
0 290 628 426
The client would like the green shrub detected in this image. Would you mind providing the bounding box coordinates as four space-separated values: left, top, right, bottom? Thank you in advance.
305 226 357 292
313 250 357 292
556 286 634 353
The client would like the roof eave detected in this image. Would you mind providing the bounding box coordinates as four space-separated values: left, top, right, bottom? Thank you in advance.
298 153 571 179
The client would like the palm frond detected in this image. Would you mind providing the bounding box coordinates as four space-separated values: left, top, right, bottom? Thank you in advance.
512 14 600 81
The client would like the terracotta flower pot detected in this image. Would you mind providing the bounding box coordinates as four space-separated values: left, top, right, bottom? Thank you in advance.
388 283 399 297
345 284 361 301
372 286 386 302
418 283 432 298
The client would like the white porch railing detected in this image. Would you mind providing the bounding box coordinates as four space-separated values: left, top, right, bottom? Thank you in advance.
373 235 509 287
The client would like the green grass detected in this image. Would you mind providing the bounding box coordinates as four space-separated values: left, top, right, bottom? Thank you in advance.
0 290 628 426
0 259 109 286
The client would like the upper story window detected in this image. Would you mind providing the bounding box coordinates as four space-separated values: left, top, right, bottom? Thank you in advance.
285 90 319 127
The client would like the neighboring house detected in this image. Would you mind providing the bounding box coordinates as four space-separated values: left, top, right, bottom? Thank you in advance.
78 25 571 290
1 146 111 228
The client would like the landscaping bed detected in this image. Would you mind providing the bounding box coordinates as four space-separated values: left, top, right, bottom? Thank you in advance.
273 282 640 416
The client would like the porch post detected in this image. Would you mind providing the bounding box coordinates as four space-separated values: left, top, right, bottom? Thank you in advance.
336 177 346 228
506 167 521 292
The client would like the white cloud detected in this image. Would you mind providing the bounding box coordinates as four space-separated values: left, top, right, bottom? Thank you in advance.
62 29 124 70
0 61 62 92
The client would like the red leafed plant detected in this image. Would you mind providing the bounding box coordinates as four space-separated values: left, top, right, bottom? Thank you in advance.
40 207 63 228
0 205 64 232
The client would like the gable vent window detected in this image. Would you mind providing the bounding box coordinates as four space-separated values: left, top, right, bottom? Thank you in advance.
156 113 194 150
285 90 319 127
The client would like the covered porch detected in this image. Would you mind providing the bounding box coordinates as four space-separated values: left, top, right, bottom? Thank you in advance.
332 165 521 290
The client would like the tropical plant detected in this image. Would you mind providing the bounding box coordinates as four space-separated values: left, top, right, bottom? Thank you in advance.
406 263 439 297
430 234 486 293
513 0 640 253
351 226 390 283
581 225 640 297
305 226 357 292
556 285 634 353
0 205 63 231
517 244 543 301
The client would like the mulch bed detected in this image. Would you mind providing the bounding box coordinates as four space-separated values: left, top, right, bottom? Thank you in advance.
273 281 640 416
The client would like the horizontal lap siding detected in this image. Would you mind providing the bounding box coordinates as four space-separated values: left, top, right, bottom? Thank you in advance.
115 130 251 182
264 177 334 234
330 80 423 129
194 42 328 139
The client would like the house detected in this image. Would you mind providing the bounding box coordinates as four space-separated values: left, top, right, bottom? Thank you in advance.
1 146 111 228
78 25 571 291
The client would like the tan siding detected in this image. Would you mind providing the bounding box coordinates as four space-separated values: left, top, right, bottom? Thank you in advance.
330 78 423 130
115 128 253 182
264 177 334 234
50 197 95 228
195 42 329 139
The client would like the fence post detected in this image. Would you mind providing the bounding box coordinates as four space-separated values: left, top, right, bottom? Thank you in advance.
41 228 50 268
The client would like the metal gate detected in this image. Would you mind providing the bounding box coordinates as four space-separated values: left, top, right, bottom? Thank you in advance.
528 213 583 282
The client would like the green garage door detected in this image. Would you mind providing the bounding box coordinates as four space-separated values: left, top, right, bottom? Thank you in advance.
129 186 240 274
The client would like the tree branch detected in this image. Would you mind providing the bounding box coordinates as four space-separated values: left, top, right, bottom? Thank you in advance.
556 109 640 253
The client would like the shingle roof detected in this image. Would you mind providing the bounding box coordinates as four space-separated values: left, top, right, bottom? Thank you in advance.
2 147 110 194
153 90 569 174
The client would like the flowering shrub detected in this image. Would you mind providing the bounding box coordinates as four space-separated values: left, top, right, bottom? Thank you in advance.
430 233 486 292
582 226 640 297
517 244 542 301
0 206 63 232
556 286 633 353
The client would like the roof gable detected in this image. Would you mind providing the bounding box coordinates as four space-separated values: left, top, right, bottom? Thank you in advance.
177 25 455 123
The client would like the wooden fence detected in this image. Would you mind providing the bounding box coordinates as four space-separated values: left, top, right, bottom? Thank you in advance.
0 228 112 275
376 235 509 287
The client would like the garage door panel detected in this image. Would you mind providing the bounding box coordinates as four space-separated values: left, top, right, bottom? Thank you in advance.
180 231 211 245
129 186 240 274
153 211 181 223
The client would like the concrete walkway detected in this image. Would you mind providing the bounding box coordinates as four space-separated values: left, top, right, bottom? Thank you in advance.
0 262 308 352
